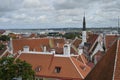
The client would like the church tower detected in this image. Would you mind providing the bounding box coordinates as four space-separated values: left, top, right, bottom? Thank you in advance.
81 13 87 46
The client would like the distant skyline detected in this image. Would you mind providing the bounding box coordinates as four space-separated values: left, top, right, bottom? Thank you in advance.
0 0 119 29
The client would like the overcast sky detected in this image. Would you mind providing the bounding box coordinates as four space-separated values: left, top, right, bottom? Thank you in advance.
0 0 119 29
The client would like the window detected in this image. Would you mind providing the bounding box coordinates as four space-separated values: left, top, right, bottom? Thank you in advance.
35 66 41 72
54 67 61 73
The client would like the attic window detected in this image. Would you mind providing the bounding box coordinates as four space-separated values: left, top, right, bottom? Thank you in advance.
54 67 61 73
35 66 41 72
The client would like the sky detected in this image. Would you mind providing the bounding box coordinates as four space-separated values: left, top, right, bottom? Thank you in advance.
0 0 120 29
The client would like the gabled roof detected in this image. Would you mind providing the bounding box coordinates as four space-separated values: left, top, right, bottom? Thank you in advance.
85 39 119 80
18 53 91 79
87 34 99 51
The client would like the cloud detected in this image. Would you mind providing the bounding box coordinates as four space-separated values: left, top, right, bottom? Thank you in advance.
37 15 48 22
0 0 22 12
0 17 10 22
0 0 120 29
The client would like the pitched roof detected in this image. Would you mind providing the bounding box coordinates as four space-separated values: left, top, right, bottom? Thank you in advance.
18 53 91 79
113 39 120 80
72 38 82 48
70 38 82 55
105 34 118 50
87 34 98 51
85 39 118 80
12 38 49 53
12 38 65 53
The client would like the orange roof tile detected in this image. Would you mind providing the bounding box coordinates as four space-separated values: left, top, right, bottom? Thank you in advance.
12 38 65 54
72 38 82 48
18 53 91 79
12 38 49 53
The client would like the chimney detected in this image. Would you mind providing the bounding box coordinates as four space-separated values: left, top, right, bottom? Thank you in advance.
43 46 47 52
18 50 22 55
10 38 13 54
63 44 70 56
78 47 83 55
23 46 29 52
51 49 55 54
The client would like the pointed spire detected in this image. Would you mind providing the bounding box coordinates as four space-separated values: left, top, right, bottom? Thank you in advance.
83 12 86 31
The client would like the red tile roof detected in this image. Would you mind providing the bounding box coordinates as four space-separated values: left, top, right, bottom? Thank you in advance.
105 35 118 50
18 53 91 79
87 34 98 51
113 40 120 80
85 39 118 80
12 38 65 54
12 38 49 53
72 38 82 48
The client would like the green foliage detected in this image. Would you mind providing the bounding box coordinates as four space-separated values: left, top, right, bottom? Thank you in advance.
0 35 10 41
0 57 35 80
63 32 81 39
0 44 5 50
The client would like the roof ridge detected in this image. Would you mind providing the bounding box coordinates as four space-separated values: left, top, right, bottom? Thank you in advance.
69 57 84 79
112 39 119 80
0 49 8 58
48 54 54 69
80 55 86 65
105 38 118 53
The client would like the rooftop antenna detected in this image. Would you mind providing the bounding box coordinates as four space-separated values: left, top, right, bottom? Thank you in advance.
118 16 119 34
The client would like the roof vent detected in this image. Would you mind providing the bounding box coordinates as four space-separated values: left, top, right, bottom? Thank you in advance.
23 46 29 52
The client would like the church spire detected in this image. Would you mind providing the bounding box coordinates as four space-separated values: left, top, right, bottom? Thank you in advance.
83 12 86 31
80 12 87 46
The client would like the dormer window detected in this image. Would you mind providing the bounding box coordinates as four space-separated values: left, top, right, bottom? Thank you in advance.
54 67 61 73
35 66 41 72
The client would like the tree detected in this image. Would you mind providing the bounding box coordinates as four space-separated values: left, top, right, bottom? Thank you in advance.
0 35 10 41
0 57 35 80
0 44 5 50
63 32 81 39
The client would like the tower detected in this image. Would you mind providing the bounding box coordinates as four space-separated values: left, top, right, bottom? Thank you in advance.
81 13 87 46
